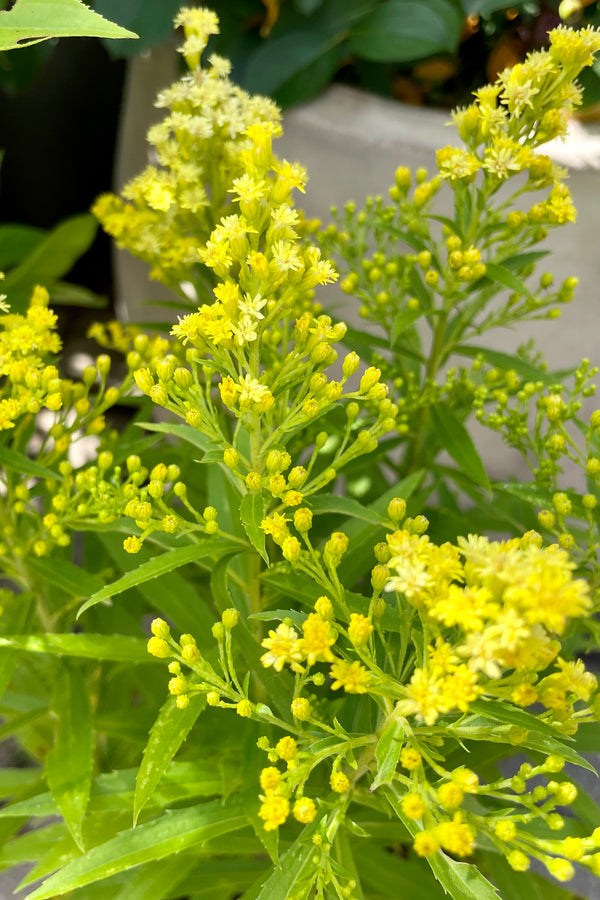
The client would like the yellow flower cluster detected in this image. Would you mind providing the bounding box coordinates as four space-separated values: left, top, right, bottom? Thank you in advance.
93 10 281 287
0 286 63 429
437 26 600 224
386 528 594 727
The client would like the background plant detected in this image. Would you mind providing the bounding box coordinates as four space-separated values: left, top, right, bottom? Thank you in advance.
0 8 600 900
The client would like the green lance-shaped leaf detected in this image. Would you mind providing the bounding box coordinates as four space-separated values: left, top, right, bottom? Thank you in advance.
45 661 94 851
78 537 240 618
240 492 268 563
27 555 104 599
134 694 207 825
2 214 97 310
112 855 199 900
247 835 317 900
371 719 404 791
0 0 138 52
0 592 35 701
0 633 153 662
430 403 490 491
0 444 56 479
308 493 383 525
26 800 247 899
348 0 462 63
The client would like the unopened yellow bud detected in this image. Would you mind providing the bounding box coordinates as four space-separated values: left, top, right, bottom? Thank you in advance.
293 797 317 824
236 699 253 718
147 637 171 658
342 352 360 378
282 536 301 562
360 367 381 393
314 596 333 620
245 472 262 492
293 508 313 533
276 736 297 760
291 697 311 720
222 608 239 630
330 771 350 793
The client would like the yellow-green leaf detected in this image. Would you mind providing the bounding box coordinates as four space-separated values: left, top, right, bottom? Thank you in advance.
0 0 138 51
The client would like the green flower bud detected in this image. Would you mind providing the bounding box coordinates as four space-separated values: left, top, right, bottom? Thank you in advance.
96 355 111 377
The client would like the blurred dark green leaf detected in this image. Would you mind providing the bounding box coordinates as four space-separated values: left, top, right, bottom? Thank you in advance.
348 0 462 63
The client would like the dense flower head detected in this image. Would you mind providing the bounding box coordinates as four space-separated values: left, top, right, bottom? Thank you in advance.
94 10 281 287
385 528 593 726
0 286 64 429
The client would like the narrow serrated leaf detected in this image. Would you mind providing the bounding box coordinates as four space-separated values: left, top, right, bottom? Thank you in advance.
240 492 268 563
0 443 56 479
0 633 152 662
483 261 535 301
371 719 404 791
46 662 93 851
135 420 215 454
78 538 239 617
309 494 382 524
27 555 104 599
431 403 490 490
454 345 555 385
27 801 246 899
252 836 316 900
0 593 34 700
134 694 206 824
0 0 137 51
391 306 423 346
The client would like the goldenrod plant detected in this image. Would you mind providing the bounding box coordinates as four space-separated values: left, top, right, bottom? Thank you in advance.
1 9 600 900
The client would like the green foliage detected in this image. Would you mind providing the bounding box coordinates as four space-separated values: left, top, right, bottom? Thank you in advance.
1 8 600 900
0 0 137 50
